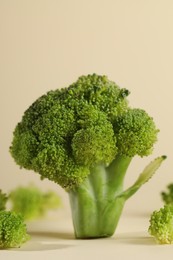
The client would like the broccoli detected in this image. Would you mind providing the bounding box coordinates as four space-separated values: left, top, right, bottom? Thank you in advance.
9 185 61 221
0 190 8 211
161 183 173 205
10 74 166 238
0 211 30 248
148 205 173 244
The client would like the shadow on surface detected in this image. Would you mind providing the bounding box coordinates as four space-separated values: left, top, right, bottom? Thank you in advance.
11 231 75 251
114 232 156 246
29 230 75 240
12 242 73 251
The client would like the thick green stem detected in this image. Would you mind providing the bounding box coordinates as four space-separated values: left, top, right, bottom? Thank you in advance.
68 155 166 238
68 155 132 238
106 155 132 197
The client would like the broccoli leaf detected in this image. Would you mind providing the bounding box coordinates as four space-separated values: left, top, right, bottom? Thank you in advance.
118 156 166 200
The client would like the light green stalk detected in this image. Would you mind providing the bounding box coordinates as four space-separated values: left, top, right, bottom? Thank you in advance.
69 155 166 238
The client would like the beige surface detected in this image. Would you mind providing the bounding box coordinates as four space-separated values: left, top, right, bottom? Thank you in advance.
0 0 173 258
1 207 173 260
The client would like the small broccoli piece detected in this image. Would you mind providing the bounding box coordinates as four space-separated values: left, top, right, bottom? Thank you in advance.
9 185 61 220
0 211 30 249
0 190 8 211
10 74 166 238
161 183 173 205
148 205 173 244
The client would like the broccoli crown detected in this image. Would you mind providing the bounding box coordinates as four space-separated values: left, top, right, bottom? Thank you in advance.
0 190 8 211
0 211 29 248
161 183 173 205
9 185 61 220
148 205 173 244
10 74 159 189
114 108 158 157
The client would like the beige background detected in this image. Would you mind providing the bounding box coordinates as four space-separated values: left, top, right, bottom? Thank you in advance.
0 0 172 215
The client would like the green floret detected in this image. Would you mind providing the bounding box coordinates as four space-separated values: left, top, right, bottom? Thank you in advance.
0 190 8 211
114 108 159 157
64 74 130 120
148 205 173 244
10 73 166 238
0 211 30 249
9 185 61 220
72 107 117 167
161 183 173 205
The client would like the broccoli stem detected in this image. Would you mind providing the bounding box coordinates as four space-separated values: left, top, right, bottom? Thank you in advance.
69 155 132 238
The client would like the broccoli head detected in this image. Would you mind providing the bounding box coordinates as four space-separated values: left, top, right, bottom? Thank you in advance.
148 205 173 244
0 211 30 248
161 183 173 205
10 74 159 189
10 74 166 238
9 185 61 220
0 190 8 211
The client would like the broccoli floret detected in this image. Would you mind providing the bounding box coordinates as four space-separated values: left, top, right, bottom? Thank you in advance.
0 190 8 211
161 183 173 205
148 205 173 244
9 185 61 220
10 74 166 238
0 211 30 249
114 108 159 157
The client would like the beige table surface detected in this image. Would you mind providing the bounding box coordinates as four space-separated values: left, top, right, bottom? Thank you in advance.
1 206 173 260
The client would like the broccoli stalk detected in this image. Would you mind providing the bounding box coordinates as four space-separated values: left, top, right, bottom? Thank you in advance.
69 156 165 238
9 74 166 238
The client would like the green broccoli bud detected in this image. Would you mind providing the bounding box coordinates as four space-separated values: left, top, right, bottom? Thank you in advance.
114 108 159 157
0 211 30 248
72 107 117 167
161 183 173 205
9 185 61 220
63 73 130 119
148 205 173 244
9 73 166 238
0 190 8 211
